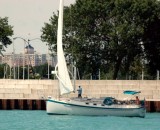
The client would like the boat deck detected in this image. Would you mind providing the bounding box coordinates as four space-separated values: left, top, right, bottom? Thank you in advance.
70 97 140 106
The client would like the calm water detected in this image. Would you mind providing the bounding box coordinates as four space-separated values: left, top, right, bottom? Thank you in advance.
0 111 159 130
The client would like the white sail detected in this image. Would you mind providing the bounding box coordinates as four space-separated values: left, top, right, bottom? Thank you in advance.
56 0 74 95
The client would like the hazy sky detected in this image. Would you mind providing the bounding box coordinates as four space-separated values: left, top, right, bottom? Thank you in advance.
0 0 75 54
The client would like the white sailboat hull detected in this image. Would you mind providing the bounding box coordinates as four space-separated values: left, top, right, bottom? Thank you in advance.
46 98 146 117
48 0 146 118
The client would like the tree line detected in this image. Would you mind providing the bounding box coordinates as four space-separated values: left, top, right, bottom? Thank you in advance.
41 0 160 80
1 0 160 80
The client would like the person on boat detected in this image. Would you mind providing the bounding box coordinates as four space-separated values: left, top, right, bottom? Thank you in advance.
135 96 140 105
77 86 82 98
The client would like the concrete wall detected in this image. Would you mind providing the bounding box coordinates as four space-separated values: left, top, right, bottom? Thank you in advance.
0 79 160 101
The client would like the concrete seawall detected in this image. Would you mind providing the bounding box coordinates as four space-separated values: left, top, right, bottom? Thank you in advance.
0 79 160 112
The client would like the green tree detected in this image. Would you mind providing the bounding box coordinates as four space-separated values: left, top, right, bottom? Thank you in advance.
34 63 54 79
0 64 4 78
0 17 13 47
143 4 160 76
41 0 160 79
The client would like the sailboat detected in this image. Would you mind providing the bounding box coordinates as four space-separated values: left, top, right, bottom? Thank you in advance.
46 0 146 118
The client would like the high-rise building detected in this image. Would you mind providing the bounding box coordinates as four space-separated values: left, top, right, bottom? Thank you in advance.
0 44 56 67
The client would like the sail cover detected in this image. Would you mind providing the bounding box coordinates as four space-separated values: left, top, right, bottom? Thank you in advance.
123 90 141 95
56 0 74 95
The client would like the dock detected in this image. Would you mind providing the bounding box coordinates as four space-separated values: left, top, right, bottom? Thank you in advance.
0 79 160 112
0 99 46 110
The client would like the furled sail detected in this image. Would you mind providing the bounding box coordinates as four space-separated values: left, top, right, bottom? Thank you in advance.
56 0 74 95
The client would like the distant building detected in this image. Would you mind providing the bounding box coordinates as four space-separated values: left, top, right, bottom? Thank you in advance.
0 44 56 67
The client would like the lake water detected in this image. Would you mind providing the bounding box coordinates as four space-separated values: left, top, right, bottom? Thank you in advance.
0 110 159 130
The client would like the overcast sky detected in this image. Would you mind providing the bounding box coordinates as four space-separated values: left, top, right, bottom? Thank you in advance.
0 0 75 54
